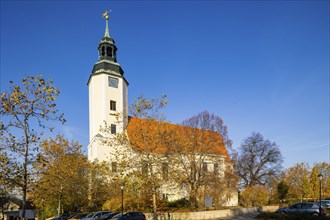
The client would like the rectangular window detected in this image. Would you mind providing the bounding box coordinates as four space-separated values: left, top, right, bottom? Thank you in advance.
142 163 148 176
108 77 119 88
110 100 116 111
162 162 169 180
162 193 168 201
112 162 117 172
203 162 208 173
214 163 219 175
190 161 197 181
190 161 196 171
111 124 116 134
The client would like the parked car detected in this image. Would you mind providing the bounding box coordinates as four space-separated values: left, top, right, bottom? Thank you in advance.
320 200 330 208
68 213 89 220
53 213 76 220
99 212 120 220
82 211 112 220
110 212 146 220
277 202 326 216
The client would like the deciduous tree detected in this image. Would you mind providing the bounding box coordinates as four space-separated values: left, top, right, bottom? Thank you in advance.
103 95 170 219
314 162 330 199
277 180 289 201
310 166 320 200
285 162 311 201
0 75 65 218
168 111 235 209
31 134 89 216
89 161 117 212
240 185 268 207
234 132 283 187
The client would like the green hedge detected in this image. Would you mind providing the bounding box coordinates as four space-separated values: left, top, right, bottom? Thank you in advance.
167 198 190 208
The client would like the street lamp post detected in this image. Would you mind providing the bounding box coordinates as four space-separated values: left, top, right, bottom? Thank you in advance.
120 183 124 216
318 173 324 216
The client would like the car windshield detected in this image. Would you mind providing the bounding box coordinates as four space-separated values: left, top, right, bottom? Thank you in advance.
112 213 123 218
76 214 87 218
85 213 96 218
102 213 113 218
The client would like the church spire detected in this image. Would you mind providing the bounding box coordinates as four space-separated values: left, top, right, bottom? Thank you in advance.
88 9 125 86
103 10 110 38
97 10 118 62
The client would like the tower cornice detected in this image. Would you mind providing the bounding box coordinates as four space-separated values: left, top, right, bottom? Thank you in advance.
87 70 129 86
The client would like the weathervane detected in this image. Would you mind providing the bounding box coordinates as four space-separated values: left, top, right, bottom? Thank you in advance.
102 10 111 38
103 10 111 20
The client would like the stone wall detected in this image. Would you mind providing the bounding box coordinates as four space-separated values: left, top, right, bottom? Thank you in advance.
145 207 260 220
260 205 279 213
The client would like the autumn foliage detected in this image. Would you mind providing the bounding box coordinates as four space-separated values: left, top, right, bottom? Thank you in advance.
1 75 65 218
127 117 230 159
240 185 269 207
125 108 234 210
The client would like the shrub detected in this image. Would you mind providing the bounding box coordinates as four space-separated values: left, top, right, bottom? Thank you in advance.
240 185 268 207
167 198 190 208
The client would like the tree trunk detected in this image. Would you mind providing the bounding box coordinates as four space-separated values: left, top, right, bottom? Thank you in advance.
22 160 27 220
152 192 157 220
22 121 29 220
189 184 198 210
57 198 61 215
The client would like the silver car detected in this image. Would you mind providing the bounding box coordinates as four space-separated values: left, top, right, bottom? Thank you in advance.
277 202 326 216
321 200 330 208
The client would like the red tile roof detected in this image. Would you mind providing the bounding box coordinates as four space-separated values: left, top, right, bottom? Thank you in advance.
126 117 230 161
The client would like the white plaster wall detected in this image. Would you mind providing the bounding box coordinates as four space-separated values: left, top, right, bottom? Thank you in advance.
88 135 128 163
89 72 127 142
226 191 239 206
122 80 128 128
88 65 129 163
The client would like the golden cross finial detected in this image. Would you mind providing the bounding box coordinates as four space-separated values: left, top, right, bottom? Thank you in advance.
103 10 111 20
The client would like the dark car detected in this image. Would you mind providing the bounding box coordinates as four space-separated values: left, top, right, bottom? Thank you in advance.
277 202 326 216
110 212 146 220
68 213 89 220
82 211 112 220
53 213 76 220
99 212 120 220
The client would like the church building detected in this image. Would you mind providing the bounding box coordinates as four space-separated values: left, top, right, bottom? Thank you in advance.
87 12 238 207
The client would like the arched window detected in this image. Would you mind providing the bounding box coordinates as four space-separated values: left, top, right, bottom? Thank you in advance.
101 46 105 56
107 46 112 57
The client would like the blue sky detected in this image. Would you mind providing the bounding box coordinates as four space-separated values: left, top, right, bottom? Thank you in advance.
1 0 329 168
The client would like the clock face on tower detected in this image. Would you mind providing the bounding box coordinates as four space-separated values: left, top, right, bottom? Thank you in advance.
108 77 119 88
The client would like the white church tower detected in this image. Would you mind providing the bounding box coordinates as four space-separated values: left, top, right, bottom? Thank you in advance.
87 11 128 162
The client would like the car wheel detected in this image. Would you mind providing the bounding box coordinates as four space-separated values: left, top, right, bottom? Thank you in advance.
311 213 319 216
280 211 286 215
